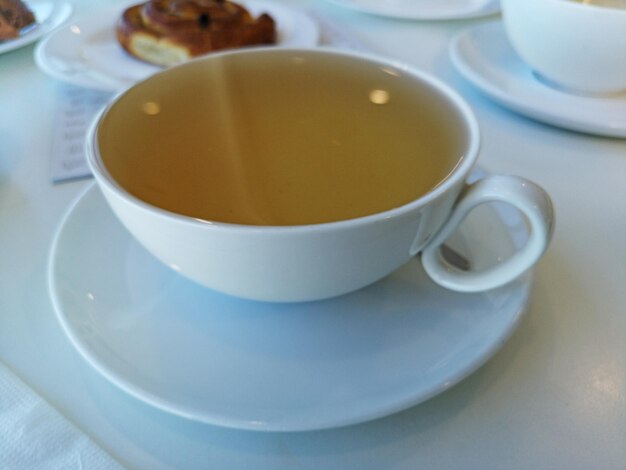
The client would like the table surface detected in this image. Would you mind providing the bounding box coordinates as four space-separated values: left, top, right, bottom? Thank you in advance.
1 1 625 468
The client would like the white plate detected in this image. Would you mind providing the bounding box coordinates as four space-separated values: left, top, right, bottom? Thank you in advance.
324 0 500 20
49 182 532 432
34 1 319 91
450 22 626 138
0 1 72 55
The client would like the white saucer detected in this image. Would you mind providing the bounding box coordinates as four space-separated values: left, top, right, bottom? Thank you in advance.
49 183 532 432
34 1 319 91
0 1 72 55
450 22 626 138
324 0 500 20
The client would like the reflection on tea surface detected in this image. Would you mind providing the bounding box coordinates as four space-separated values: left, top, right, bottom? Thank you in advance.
99 51 467 226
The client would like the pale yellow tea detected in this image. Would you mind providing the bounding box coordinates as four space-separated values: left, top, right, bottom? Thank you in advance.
98 51 467 226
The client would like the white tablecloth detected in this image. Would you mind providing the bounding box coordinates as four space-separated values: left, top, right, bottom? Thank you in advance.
1 0 625 468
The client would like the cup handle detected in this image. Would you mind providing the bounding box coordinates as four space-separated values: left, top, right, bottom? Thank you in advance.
420 174 554 292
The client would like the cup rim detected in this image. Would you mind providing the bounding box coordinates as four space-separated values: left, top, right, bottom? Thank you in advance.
86 47 481 234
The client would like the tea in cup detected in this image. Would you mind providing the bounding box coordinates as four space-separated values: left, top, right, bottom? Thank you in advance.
87 47 554 302
501 0 626 95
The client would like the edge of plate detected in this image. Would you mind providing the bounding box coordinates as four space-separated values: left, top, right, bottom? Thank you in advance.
0 1 72 54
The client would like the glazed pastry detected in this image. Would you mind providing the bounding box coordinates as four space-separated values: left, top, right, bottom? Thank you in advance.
0 0 35 40
116 0 276 66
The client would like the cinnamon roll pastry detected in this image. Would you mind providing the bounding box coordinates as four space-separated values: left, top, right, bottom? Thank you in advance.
0 0 36 40
116 0 276 66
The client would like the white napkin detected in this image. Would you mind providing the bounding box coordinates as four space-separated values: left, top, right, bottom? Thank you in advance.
0 361 123 469
50 84 112 184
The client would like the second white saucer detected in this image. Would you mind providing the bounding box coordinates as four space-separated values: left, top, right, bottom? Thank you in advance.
450 21 626 138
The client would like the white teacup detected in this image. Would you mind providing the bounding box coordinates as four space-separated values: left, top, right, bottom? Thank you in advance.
86 47 554 302
501 0 626 95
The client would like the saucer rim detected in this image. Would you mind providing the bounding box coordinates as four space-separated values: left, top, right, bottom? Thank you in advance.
449 21 626 138
48 182 533 432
